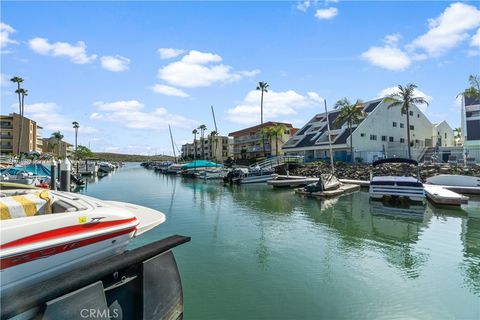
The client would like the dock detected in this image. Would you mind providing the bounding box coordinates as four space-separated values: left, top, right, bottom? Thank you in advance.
268 175 318 188
424 185 469 206
295 184 360 198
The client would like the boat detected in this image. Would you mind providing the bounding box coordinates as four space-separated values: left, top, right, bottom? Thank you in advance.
0 184 166 294
98 162 115 173
180 160 224 178
369 158 425 203
304 174 341 192
425 174 480 187
0 164 52 187
196 168 228 180
223 167 278 184
165 163 184 174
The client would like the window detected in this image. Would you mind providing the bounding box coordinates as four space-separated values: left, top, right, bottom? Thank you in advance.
393 122 397 127
445 132 447 139
417 114 420 118
400 123 404 128
400 138 405 143
410 125 414 130
360 133 365 137
370 134 377 141
409 110 413 116
389 137 394 142
381 136 386 141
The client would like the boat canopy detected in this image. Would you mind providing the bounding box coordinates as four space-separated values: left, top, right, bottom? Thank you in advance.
0 164 51 177
181 160 224 169
372 158 418 167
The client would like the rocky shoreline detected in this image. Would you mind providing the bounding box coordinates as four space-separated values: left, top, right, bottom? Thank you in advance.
288 161 480 182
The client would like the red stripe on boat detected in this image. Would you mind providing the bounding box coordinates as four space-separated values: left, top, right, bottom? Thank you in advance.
0 227 136 270
0 217 138 249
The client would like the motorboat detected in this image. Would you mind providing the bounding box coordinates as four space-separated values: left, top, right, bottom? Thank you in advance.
425 174 480 187
223 167 278 184
195 168 228 180
0 184 166 294
369 158 425 203
0 165 51 187
180 160 224 178
98 162 115 173
165 163 184 174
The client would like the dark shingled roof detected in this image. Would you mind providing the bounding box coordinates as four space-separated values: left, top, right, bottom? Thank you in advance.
294 133 317 148
364 100 381 113
296 124 312 136
333 129 351 145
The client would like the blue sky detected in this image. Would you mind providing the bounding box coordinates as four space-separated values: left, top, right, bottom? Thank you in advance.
1 1 479 155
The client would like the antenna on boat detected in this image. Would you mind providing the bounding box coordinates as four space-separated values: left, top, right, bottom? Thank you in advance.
168 124 177 163
324 99 335 174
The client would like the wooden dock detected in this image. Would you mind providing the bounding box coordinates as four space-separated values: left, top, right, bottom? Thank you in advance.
424 185 469 206
295 184 360 198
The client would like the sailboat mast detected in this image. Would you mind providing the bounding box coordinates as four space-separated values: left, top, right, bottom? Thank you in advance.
211 105 218 132
324 99 335 174
168 124 177 163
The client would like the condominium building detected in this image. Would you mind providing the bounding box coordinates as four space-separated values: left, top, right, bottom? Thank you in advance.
181 134 233 162
228 122 298 161
0 113 43 154
461 95 480 159
283 98 455 163
42 138 74 158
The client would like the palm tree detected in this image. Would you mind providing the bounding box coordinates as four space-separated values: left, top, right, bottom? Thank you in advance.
10 76 24 155
256 81 269 125
460 75 480 99
383 84 429 159
454 127 462 146
210 130 218 161
269 124 288 156
259 126 274 157
333 98 363 162
198 124 207 159
257 82 269 156
192 129 198 160
51 131 64 156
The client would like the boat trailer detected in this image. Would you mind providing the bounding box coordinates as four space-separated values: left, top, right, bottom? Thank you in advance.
1 235 190 320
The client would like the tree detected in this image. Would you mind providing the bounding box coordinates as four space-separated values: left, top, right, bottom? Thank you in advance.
259 126 274 157
383 84 429 159
269 124 288 156
454 127 462 146
192 129 198 159
74 145 94 159
10 76 24 155
256 82 269 155
333 98 363 162
198 124 207 159
50 131 64 156
210 130 218 161
459 75 480 99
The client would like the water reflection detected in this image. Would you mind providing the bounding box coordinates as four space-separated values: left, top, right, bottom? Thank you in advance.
461 216 480 295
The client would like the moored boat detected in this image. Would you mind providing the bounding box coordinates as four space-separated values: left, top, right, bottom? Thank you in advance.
0 185 166 294
425 174 480 187
369 158 425 203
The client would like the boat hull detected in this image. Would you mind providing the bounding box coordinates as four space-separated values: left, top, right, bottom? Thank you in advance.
240 174 278 184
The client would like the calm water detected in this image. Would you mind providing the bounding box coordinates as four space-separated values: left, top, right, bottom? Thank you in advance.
79 163 480 320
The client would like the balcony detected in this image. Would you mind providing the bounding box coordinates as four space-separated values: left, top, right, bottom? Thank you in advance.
0 135 13 139
234 134 263 144
0 124 13 129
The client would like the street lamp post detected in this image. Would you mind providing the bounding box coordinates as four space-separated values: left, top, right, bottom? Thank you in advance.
72 121 79 174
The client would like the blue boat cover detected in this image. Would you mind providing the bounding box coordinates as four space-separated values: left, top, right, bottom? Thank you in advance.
0 164 51 177
181 160 224 169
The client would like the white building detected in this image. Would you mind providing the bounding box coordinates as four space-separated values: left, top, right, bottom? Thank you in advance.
461 95 480 160
283 98 455 163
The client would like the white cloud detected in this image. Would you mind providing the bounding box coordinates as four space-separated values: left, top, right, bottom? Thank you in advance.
226 89 323 125
158 48 185 59
361 43 411 71
91 100 197 130
0 22 18 49
378 86 432 112
28 37 97 64
15 102 98 134
157 50 259 88
150 84 189 97
315 7 338 20
471 28 480 47
0 73 11 87
100 55 130 72
408 2 480 57
296 1 311 12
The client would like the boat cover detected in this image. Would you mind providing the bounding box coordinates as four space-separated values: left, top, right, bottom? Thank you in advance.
0 190 52 220
0 164 51 177
372 158 418 167
182 160 224 169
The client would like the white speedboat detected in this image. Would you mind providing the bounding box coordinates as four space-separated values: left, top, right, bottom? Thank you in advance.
369 158 425 203
165 163 184 174
426 174 480 187
98 162 115 173
0 185 165 294
223 167 278 184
